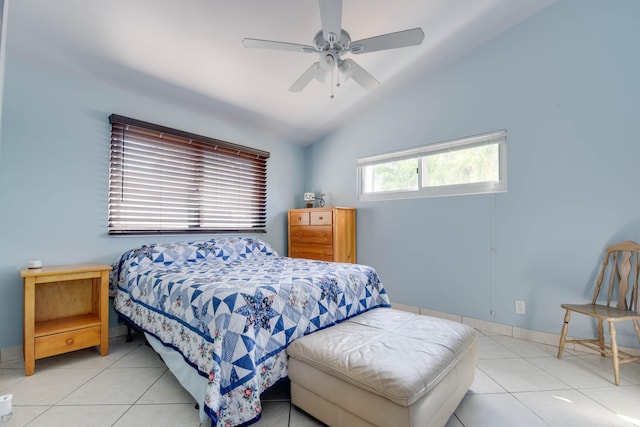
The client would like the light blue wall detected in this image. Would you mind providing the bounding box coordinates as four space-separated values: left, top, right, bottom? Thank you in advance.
305 0 640 347
0 59 306 348
2 0 639 351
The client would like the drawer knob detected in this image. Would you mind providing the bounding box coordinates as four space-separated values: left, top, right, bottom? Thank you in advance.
66 338 74 346
319 216 323 220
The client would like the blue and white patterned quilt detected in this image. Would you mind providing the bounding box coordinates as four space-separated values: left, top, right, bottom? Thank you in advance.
110 237 390 427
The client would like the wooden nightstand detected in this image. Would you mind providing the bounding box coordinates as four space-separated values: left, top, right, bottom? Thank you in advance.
20 263 112 376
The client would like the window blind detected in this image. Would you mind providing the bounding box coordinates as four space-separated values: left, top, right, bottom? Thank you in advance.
108 114 269 235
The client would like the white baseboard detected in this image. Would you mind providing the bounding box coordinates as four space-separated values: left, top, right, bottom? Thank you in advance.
391 302 640 356
109 324 130 339
0 345 22 364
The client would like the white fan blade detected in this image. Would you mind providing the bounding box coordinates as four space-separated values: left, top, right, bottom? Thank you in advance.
319 0 342 43
242 38 316 53
350 28 425 54
339 59 379 91
289 62 327 92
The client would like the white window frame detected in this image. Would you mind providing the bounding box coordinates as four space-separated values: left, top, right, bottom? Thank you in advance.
357 130 507 201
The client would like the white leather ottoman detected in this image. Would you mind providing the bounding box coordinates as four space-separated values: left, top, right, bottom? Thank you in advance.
286 308 477 427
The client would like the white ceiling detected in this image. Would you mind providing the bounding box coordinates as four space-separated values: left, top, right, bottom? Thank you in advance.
6 0 555 145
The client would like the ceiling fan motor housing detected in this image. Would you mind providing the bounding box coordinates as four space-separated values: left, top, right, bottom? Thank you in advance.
313 29 351 52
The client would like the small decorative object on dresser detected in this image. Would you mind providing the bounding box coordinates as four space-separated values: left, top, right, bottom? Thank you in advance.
303 192 316 208
288 206 356 263
20 263 111 376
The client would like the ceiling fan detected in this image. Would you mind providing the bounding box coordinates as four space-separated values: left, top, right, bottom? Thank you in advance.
242 0 425 96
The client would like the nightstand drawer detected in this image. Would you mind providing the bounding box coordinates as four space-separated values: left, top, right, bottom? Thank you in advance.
34 326 101 359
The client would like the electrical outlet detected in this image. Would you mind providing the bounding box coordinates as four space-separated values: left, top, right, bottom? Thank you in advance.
514 300 526 315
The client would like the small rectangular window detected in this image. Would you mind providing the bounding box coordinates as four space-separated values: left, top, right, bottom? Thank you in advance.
363 158 419 193
108 115 269 235
358 130 506 201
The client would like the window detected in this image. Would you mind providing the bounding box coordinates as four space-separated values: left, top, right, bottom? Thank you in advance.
358 130 506 201
108 115 269 235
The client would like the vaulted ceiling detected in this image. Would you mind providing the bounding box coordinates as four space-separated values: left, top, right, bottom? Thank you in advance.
6 0 556 145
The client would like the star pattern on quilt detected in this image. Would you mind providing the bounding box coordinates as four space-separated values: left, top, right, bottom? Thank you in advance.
236 289 278 334
194 241 218 258
130 244 158 263
319 277 342 305
192 302 213 336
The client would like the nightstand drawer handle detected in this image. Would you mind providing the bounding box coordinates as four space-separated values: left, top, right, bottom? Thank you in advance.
66 338 74 346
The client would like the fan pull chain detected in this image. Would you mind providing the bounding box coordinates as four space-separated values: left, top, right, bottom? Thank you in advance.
330 68 335 99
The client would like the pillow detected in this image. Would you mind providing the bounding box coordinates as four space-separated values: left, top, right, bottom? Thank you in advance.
109 237 278 296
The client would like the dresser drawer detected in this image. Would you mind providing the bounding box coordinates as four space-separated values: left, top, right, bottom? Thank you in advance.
290 211 310 226
310 210 332 225
34 326 101 359
290 225 333 244
290 244 334 262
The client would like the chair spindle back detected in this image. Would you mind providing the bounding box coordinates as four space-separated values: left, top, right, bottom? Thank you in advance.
594 241 640 313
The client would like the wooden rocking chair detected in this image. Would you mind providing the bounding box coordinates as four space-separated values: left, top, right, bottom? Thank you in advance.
558 241 640 385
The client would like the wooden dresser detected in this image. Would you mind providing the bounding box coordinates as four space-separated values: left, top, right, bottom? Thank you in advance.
288 207 356 263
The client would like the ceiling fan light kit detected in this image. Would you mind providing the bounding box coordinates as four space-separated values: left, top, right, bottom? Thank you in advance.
242 0 424 97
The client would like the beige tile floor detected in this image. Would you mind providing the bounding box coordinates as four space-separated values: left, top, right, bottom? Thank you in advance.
1 329 640 426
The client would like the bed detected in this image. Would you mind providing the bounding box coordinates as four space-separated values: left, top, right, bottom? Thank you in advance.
110 237 390 426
